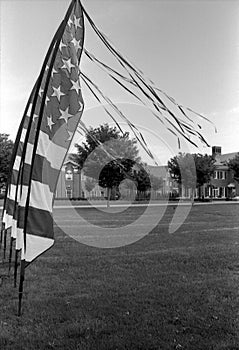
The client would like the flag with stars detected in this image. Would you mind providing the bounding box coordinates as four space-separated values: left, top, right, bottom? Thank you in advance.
2 0 84 263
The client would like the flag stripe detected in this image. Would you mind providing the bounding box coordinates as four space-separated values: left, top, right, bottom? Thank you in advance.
17 206 53 238
10 182 53 213
3 212 13 230
12 155 59 193
21 235 54 262
6 204 54 250
17 130 67 170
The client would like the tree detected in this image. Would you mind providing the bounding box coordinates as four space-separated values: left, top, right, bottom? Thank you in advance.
168 153 196 196
0 134 14 190
150 175 163 192
194 153 216 190
72 124 141 202
227 153 239 181
132 164 151 201
84 177 97 194
168 152 215 198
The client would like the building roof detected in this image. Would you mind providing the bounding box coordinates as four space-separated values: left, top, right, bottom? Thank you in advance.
214 152 238 165
63 159 79 167
148 165 168 179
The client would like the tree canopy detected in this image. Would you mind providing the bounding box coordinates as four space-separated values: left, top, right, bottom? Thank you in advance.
168 152 215 194
71 124 141 198
0 133 14 189
227 153 239 181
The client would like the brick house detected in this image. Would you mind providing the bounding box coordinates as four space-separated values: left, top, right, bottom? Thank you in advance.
56 159 82 199
55 156 178 199
208 146 239 199
55 147 239 200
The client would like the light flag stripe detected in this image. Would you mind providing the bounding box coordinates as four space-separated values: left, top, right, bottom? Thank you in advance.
3 212 13 230
11 181 53 213
11 219 17 239
12 156 59 193
19 129 67 170
16 227 23 250
21 234 54 262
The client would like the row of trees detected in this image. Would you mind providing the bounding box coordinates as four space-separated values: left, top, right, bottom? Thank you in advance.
168 152 239 199
1 127 239 200
168 153 216 198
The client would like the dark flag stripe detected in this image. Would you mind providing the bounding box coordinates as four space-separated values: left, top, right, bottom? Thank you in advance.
12 154 60 193
16 130 69 170
17 206 53 239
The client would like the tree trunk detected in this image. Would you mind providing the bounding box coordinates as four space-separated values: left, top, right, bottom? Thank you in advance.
107 187 111 208
190 188 195 205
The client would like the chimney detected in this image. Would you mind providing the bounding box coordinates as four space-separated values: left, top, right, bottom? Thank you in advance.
212 146 221 157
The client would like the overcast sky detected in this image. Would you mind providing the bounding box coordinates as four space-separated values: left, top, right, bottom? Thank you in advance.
1 0 239 164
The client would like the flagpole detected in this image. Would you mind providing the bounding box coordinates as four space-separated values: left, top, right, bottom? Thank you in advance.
3 228 8 260
8 237 14 274
14 249 19 288
0 222 4 248
0 222 4 253
18 259 25 316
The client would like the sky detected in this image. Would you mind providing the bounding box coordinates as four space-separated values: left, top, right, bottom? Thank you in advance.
1 0 239 165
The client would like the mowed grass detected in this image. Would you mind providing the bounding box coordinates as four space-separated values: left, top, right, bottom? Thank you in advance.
1 203 239 349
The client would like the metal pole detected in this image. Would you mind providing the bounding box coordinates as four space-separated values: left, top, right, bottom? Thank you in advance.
18 259 25 316
8 237 14 274
14 249 19 288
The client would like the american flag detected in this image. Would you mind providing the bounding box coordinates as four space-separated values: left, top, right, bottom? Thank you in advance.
2 0 84 263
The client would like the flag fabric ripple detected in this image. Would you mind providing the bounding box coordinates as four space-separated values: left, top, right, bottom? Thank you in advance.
2 0 84 263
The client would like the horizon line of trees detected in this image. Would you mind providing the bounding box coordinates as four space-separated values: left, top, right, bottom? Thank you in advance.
1 128 239 200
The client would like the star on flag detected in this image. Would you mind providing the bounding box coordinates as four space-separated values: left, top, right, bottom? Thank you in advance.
51 67 58 77
39 87 44 97
33 113 38 123
70 79 81 94
68 16 73 27
47 116 55 131
45 95 50 105
71 37 82 52
73 15 82 29
51 86 65 102
59 107 73 123
59 40 67 53
66 130 74 141
61 58 75 74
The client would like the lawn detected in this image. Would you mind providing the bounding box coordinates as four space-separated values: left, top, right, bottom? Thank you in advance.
1 203 239 349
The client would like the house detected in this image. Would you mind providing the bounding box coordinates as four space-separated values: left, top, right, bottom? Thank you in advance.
56 159 82 199
209 146 239 199
55 155 178 199
56 145 239 200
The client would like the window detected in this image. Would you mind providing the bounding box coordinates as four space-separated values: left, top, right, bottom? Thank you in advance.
65 169 73 180
213 187 219 197
66 188 72 198
214 170 226 180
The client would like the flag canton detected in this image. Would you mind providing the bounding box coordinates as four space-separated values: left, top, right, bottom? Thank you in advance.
32 1 84 149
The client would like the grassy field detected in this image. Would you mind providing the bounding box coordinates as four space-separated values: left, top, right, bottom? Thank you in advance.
1 203 239 349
